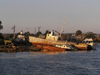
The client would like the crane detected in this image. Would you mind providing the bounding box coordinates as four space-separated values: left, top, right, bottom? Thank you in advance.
59 19 67 40
60 19 67 37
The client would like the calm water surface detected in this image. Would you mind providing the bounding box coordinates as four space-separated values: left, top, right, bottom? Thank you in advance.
0 44 100 75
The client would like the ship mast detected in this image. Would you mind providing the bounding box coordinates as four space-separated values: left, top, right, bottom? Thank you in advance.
60 19 67 38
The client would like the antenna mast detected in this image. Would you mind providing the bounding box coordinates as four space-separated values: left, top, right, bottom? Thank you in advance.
38 26 41 32
34 27 36 34
12 25 15 39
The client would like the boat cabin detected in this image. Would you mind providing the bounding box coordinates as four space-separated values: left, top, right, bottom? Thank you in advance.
46 31 59 41
83 38 93 46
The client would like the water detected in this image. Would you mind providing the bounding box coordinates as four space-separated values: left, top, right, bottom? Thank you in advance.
0 44 100 75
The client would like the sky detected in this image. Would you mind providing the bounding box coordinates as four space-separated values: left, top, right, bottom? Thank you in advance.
0 0 100 34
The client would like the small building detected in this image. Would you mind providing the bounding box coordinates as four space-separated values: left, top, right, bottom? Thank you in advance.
71 33 76 36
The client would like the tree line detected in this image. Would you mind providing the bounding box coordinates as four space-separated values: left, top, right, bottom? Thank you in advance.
0 21 99 42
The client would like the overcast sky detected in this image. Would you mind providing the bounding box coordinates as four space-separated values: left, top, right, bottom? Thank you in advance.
0 0 100 34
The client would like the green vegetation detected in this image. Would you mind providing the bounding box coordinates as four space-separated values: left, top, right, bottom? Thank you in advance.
76 30 82 36
0 23 100 43
25 31 30 38
0 21 3 30
35 31 42 37
44 30 49 36
0 21 4 40
85 32 95 39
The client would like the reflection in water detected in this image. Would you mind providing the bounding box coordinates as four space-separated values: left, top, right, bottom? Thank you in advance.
0 50 94 59
30 50 94 55
0 44 100 75
42 51 67 55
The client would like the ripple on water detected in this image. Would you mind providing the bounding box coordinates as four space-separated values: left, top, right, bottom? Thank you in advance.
0 44 100 75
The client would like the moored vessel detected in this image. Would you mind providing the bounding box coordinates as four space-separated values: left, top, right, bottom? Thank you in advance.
29 31 93 50
37 45 66 51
